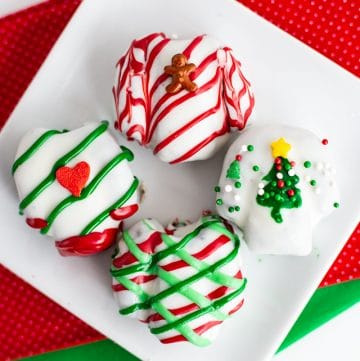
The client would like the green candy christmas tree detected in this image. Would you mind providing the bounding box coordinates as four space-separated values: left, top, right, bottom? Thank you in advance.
226 159 240 179
256 138 302 223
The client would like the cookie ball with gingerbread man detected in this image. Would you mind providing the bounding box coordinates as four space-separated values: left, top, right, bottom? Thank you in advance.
164 53 198 94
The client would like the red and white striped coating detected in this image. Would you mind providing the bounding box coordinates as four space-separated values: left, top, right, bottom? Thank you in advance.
112 217 245 345
113 33 254 164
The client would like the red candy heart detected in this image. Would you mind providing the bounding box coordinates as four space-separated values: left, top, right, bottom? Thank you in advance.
55 161 90 197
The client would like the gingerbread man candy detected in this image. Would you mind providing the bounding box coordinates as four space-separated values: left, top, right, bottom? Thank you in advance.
164 53 198 94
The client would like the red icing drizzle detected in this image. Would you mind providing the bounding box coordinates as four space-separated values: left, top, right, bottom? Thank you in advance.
159 299 245 344
110 204 139 221
160 235 230 272
112 231 162 268
26 218 48 229
112 274 157 292
55 228 117 257
113 33 254 163
146 271 243 323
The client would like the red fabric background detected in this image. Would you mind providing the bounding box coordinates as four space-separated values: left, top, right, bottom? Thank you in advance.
0 0 358 360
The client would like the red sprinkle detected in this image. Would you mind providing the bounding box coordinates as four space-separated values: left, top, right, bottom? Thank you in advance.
287 189 295 197
235 154 242 161
290 161 296 167
322 138 328 145
277 180 285 188
276 164 282 171
275 157 282 164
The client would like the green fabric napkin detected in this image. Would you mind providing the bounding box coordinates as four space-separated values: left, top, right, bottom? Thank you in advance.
24 279 360 361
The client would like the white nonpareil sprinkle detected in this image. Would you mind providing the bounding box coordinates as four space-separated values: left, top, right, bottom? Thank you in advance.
241 144 248 152
315 188 321 195
288 169 295 176
276 172 283 179
316 162 324 171
234 194 241 201
225 185 232 192
258 189 265 196
258 182 265 189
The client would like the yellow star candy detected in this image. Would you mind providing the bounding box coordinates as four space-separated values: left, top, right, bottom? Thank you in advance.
271 137 291 158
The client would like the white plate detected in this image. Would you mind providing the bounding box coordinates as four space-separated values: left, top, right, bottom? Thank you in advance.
0 0 359 360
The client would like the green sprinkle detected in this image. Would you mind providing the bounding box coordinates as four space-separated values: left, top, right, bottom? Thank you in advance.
275 194 282 202
271 181 277 187
235 206 240 212
252 165 260 172
235 181 241 188
216 199 223 206
247 144 254 152
304 161 312 168
270 191 275 197
264 192 270 199
214 186 220 192
310 179 316 186
333 202 340 208
286 180 292 186
228 206 235 213
284 163 291 170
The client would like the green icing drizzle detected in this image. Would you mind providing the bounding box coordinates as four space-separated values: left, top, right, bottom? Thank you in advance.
80 177 139 235
12 129 68 174
151 284 246 335
18 121 109 215
111 216 246 346
123 229 152 265
40 146 134 235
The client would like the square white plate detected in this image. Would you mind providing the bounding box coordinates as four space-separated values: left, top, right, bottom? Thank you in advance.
0 0 359 360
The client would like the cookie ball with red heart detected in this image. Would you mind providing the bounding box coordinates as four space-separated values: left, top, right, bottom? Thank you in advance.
12 121 140 256
111 215 247 346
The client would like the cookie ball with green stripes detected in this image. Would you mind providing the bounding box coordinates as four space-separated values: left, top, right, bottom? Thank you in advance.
12 121 141 256
111 214 247 346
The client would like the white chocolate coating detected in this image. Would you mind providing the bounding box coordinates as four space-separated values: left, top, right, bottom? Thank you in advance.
111 215 246 346
216 125 340 256
113 33 254 164
13 122 140 255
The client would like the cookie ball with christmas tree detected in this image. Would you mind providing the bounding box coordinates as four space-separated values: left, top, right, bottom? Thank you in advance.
215 125 340 256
